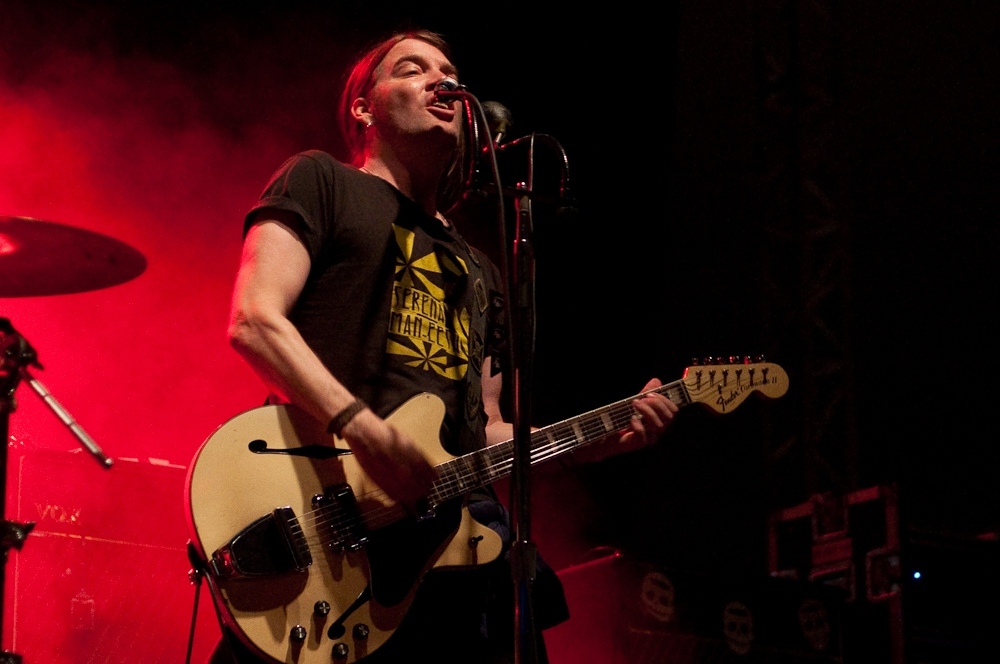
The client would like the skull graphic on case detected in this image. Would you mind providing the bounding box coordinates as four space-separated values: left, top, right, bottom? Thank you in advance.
798 598 831 650
639 572 676 623
722 600 754 655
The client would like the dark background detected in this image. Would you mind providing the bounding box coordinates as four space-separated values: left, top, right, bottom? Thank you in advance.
3 0 998 585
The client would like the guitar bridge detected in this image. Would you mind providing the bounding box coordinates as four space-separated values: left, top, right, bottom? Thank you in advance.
210 506 312 579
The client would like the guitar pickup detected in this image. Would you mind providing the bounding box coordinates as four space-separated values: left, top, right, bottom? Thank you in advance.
313 484 368 552
210 507 312 579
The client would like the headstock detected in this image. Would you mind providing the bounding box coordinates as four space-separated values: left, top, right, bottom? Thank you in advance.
682 359 789 414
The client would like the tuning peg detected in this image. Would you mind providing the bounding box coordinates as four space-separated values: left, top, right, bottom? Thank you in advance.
701 357 712 366
729 356 740 364
691 357 699 366
743 355 751 364
754 354 766 362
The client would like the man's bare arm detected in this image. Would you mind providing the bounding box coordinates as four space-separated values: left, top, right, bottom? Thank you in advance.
481 356 513 446
228 214 435 504
228 215 349 414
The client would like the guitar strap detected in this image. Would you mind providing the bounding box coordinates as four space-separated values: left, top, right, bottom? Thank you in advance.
456 237 492 456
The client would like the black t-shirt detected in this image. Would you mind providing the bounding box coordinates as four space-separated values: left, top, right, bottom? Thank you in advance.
234 152 567 659
244 150 506 454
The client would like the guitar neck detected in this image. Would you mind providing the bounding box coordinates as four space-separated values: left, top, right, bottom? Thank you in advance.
430 379 692 505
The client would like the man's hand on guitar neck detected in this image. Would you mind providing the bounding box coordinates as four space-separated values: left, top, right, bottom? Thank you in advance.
572 377 678 463
340 407 437 508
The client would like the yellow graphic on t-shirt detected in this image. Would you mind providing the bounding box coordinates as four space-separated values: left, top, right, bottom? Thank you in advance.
387 225 470 380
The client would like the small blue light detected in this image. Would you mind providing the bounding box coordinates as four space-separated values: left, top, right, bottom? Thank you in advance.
913 571 921 580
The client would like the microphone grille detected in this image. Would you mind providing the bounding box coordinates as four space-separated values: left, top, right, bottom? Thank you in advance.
436 77 462 92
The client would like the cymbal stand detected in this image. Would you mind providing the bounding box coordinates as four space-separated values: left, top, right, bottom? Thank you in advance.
0 322 31 663
0 318 113 661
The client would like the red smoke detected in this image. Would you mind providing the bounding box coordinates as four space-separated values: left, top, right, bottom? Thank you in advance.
0 43 300 660
0 48 297 461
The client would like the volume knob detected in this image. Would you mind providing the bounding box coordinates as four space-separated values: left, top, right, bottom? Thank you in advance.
314 600 331 617
290 625 306 642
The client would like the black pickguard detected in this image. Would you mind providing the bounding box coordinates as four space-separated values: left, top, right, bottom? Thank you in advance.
364 498 463 608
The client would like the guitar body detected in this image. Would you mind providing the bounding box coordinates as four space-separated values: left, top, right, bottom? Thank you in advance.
186 393 503 664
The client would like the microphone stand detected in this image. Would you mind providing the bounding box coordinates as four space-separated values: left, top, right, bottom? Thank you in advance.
509 137 539 664
437 85 541 664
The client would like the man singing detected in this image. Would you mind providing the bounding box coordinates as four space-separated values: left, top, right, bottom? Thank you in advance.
218 30 676 663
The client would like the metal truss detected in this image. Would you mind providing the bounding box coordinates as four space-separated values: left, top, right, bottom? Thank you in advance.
752 0 859 502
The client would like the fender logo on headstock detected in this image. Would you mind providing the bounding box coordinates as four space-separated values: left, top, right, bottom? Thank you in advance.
716 376 781 412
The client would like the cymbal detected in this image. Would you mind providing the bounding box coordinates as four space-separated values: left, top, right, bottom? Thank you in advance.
0 216 147 297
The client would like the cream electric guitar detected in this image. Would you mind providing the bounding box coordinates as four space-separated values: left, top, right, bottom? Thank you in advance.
186 361 788 663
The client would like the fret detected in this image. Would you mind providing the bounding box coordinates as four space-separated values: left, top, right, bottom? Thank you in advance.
609 404 631 430
494 444 512 475
484 446 501 480
570 421 583 443
554 423 571 442
432 461 454 502
599 410 614 433
434 460 456 502
458 456 474 492
667 385 689 406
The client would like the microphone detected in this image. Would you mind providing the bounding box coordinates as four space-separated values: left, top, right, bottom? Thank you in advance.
433 77 466 102
482 101 513 146
435 77 462 92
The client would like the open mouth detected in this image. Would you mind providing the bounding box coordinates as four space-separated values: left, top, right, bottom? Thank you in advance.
427 102 456 121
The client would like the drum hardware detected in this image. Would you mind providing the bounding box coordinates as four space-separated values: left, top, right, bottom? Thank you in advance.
1 216 147 661
0 216 146 298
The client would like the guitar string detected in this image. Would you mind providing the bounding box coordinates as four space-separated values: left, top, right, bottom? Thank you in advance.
287 428 590 544
288 435 579 542
283 380 704 545
286 399 663 546
284 376 775 547
291 425 646 554
288 376 773 545
289 390 655 533
288 435 588 552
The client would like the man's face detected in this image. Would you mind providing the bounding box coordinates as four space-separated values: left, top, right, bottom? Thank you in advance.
367 38 462 145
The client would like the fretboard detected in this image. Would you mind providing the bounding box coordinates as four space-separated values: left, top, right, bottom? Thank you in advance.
429 379 691 505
